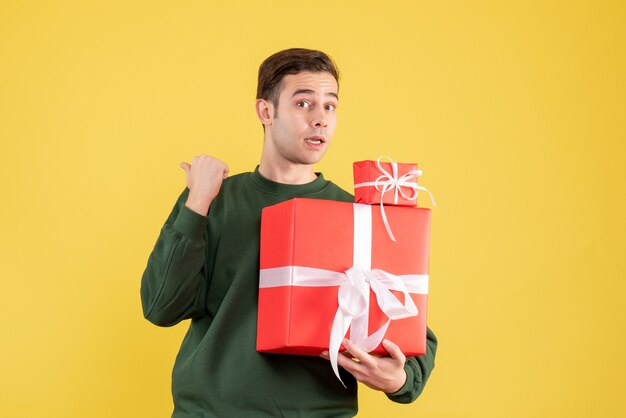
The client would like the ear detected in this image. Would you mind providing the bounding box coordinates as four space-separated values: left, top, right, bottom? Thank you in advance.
255 99 274 127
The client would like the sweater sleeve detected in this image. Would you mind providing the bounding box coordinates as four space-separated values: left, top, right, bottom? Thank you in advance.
140 188 210 327
386 326 438 404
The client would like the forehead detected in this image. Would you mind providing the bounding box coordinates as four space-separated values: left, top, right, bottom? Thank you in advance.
278 71 338 98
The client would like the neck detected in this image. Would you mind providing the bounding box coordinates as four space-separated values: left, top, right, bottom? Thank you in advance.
258 154 317 185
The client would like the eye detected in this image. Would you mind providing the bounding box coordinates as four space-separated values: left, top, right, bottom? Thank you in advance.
325 104 337 111
297 101 311 108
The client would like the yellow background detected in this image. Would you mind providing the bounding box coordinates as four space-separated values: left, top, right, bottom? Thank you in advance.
1 1 624 417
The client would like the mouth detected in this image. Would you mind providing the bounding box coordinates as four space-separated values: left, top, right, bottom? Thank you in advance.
304 136 326 145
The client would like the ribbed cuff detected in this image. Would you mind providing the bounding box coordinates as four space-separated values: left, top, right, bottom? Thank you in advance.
386 362 414 401
173 204 209 240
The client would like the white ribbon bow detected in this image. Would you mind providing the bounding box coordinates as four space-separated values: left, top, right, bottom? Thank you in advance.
354 156 436 241
328 267 421 387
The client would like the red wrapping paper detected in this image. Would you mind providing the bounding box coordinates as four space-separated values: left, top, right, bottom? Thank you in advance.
256 198 430 357
353 160 421 206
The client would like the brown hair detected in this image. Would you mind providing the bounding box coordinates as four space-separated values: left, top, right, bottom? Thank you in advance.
256 48 340 117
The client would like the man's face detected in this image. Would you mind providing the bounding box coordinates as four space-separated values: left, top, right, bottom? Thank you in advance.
264 71 339 166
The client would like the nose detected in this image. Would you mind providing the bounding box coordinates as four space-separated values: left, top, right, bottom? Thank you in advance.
310 108 328 128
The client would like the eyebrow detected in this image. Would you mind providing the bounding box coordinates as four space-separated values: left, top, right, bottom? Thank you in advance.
291 89 339 100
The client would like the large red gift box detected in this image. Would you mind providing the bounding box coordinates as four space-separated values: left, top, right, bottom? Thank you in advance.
256 198 430 362
353 159 421 206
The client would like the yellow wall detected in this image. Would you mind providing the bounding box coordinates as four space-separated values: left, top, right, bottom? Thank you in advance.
1 1 624 417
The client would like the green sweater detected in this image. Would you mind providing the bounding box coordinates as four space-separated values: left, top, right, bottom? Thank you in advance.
140 167 437 417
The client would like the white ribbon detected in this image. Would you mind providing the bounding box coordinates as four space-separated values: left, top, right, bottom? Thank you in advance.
258 204 429 386
354 156 436 241
259 266 428 294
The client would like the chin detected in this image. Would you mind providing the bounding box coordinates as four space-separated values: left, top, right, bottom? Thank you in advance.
291 155 324 166
306 152 328 165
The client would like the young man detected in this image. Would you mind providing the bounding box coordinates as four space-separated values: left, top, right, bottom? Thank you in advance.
141 48 437 417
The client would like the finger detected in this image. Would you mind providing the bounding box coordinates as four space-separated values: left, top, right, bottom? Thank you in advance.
223 165 230 179
339 350 357 359
321 349 357 361
382 339 406 363
342 339 376 368
320 349 363 368
180 162 191 174
334 351 364 376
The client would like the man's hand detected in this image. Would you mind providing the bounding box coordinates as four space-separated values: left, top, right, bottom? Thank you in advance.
321 338 407 394
180 155 229 216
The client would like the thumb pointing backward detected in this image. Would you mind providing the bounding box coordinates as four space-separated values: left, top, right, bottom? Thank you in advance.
180 162 191 174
